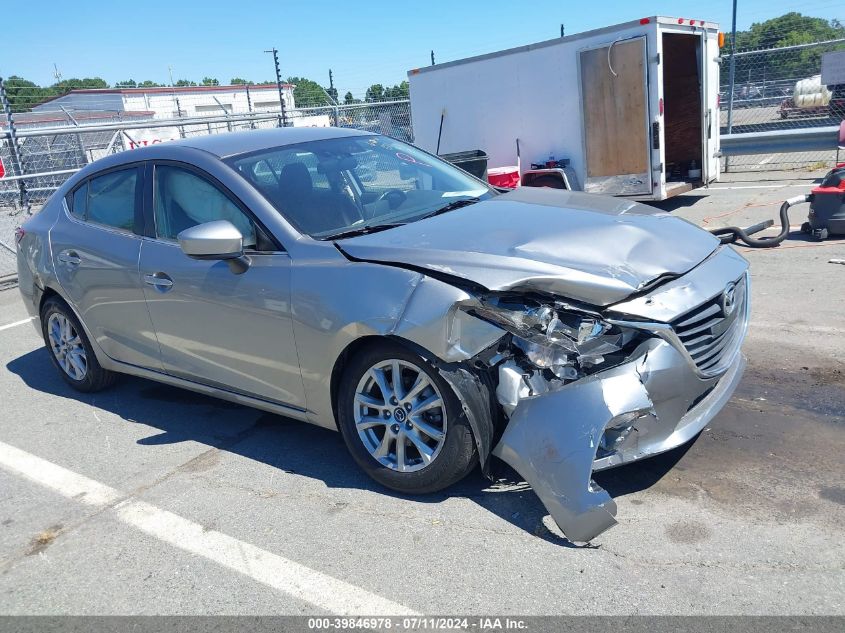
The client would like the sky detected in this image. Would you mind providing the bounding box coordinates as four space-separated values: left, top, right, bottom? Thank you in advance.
2 0 844 98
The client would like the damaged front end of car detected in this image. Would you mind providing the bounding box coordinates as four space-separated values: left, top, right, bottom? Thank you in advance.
425 247 750 543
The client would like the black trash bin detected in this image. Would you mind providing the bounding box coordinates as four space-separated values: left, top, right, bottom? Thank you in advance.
440 150 489 181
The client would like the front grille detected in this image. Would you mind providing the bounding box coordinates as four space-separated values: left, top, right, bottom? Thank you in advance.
671 274 747 375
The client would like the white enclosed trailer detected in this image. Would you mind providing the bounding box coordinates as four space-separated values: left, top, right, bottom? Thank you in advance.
409 17 721 201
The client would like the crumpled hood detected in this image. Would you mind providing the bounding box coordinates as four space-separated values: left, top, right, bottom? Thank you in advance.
338 187 719 306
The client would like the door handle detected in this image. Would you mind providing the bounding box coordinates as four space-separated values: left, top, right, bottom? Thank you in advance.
143 272 174 292
57 250 81 266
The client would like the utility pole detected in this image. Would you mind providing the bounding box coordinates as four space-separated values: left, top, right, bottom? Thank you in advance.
264 47 288 126
329 69 334 93
560 24 565 38
431 50 435 66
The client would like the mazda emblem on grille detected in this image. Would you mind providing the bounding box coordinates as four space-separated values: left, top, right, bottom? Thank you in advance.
721 282 737 317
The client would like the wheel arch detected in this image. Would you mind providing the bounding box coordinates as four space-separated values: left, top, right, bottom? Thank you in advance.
37 284 112 369
328 334 442 430
328 333 498 476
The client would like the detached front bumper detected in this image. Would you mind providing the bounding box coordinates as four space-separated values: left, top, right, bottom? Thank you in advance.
491 337 745 543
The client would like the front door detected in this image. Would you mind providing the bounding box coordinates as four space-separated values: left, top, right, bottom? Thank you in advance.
50 164 162 369
579 37 652 196
138 163 306 410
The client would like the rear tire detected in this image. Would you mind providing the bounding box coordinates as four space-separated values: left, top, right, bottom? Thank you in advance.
336 341 477 494
40 297 116 393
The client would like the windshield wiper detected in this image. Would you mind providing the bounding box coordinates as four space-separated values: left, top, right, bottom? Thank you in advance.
324 223 403 241
420 197 481 220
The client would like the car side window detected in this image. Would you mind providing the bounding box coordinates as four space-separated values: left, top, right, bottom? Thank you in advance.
70 169 138 231
154 165 258 249
70 182 88 220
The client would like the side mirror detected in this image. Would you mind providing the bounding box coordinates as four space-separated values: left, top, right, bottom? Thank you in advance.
177 220 251 274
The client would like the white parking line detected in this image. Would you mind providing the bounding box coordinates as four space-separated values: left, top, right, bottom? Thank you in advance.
0 317 35 332
0 440 417 616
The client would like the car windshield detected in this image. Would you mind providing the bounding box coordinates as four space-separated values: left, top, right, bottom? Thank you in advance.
226 134 496 239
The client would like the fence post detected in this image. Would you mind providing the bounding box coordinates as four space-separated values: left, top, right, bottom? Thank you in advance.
0 77 31 215
246 84 256 130
59 105 89 168
724 0 738 173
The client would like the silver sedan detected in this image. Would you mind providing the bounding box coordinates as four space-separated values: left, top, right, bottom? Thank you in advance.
16 127 748 542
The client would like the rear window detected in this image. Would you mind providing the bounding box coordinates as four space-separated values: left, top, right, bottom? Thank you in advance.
69 168 140 232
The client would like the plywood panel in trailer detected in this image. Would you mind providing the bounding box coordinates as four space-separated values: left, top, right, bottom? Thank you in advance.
579 38 649 178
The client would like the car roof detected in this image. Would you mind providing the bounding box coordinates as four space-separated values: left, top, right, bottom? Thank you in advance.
168 126 375 158
56 126 381 197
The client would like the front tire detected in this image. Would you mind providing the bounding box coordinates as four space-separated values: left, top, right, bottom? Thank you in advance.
337 342 477 494
41 297 116 392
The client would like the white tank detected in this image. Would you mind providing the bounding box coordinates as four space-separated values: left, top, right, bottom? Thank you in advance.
793 75 832 109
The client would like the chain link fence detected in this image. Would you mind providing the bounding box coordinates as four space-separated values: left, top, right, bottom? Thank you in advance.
720 38 845 171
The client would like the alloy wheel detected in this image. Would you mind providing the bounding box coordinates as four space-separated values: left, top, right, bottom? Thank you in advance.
354 359 448 473
47 313 88 381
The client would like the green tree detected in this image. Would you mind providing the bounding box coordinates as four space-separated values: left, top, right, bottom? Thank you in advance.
201 77 220 86
2 76 45 112
725 13 845 84
326 86 339 103
175 79 197 87
365 83 385 102
733 13 844 50
230 77 251 85
384 80 409 100
285 76 332 106
343 91 359 105
138 80 162 88
50 77 109 93
115 79 137 88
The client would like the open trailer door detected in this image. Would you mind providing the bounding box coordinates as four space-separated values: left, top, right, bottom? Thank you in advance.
579 37 652 196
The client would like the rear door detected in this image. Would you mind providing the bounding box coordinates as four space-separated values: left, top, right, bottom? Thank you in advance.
702 31 720 183
138 162 306 410
579 37 652 196
50 164 162 369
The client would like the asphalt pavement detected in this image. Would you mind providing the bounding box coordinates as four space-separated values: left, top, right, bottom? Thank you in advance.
0 173 843 615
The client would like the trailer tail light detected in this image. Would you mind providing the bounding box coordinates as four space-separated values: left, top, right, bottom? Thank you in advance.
14 227 25 245
639 18 650 24
719 32 726 47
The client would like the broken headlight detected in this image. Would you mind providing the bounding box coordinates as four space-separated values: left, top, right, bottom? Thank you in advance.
466 295 639 371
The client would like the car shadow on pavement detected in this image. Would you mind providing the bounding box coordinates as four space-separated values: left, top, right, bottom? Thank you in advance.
7 346 693 548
